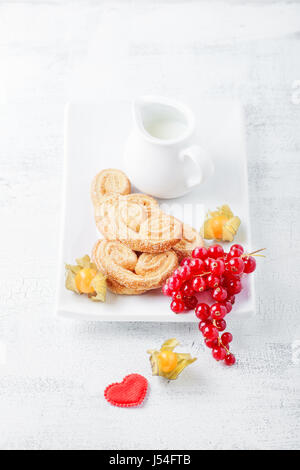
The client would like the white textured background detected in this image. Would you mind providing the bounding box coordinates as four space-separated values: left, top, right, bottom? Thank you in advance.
0 0 300 450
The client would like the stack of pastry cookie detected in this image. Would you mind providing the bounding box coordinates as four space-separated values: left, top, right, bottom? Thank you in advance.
91 169 203 295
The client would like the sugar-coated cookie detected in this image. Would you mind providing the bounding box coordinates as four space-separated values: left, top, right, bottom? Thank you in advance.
91 168 131 205
94 193 182 253
173 224 204 260
92 239 178 291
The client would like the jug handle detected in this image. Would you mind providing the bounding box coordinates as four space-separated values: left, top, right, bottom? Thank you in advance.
180 145 214 189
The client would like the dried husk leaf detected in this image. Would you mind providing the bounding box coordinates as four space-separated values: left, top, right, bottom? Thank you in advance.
221 227 234 242
164 354 197 380
147 338 197 380
148 351 160 376
215 204 234 219
65 269 80 294
222 216 241 242
201 204 240 242
65 264 82 275
76 255 97 270
160 338 179 351
90 272 107 302
65 255 107 302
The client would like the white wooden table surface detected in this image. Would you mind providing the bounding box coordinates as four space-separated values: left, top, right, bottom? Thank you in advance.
0 0 299 450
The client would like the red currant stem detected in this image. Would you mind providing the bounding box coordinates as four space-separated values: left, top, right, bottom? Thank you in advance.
194 271 211 277
217 335 230 355
212 320 231 355
242 248 266 258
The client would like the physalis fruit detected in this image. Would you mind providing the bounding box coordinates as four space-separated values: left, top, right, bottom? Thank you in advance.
147 338 197 380
201 204 241 242
158 350 178 373
65 255 107 302
75 267 98 294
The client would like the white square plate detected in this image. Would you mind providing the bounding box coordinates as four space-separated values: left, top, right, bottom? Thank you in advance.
56 100 254 321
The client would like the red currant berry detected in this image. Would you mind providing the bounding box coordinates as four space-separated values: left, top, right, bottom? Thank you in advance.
227 294 236 305
214 319 227 331
181 280 194 297
184 295 197 310
171 291 183 300
189 258 205 274
210 259 225 276
202 324 219 340
162 283 173 296
222 275 241 294
192 246 208 260
224 265 241 279
177 265 192 281
198 320 211 333
229 244 244 258
204 338 219 349
192 276 206 293
204 257 213 270
195 303 210 321
206 274 221 289
231 244 244 255
212 346 226 361
243 256 256 274
227 278 242 295
210 302 227 319
170 299 185 314
221 332 233 345
221 301 232 313
224 353 236 366
212 286 228 302
168 276 182 291
180 257 191 266
228 257 245 275
208 244 224 259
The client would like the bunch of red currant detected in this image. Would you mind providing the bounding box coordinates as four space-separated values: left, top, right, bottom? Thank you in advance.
162 243 261 366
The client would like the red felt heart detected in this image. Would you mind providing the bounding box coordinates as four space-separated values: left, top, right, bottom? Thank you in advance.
104 374 148 408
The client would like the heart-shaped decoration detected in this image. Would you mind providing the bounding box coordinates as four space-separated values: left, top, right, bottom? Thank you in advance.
104 374 148 408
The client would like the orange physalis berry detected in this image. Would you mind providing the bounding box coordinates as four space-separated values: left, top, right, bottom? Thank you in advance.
158 350 178 373
210 215 228 240
75 268 97 294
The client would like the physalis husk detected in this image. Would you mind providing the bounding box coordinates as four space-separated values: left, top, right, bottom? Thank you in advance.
200 204 241 242
65 255 107 302
147 338 197 380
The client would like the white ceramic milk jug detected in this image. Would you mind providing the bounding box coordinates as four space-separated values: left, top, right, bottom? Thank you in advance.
123 96 214 199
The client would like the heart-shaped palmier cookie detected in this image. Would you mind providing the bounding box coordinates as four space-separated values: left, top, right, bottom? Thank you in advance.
104 374 148 408
94 193 183 253
92 239 178 291
91 169 131 205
